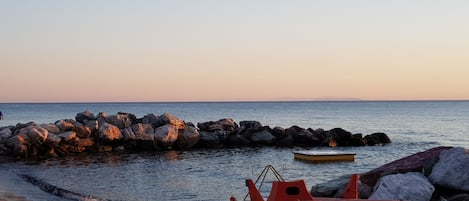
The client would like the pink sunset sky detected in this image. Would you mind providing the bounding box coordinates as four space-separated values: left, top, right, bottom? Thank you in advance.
1 1 468 102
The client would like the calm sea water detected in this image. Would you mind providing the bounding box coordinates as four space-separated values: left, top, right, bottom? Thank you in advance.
0 101 468 200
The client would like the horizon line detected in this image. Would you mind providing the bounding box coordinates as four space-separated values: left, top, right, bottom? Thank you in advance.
1 99 469 104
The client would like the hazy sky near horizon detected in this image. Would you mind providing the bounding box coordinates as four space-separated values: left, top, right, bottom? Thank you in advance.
1 1 468 102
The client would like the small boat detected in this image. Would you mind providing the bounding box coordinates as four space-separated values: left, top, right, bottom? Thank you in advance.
293 150 356 163
233 165 397 201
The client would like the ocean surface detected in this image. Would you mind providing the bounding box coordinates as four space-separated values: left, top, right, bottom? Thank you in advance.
0 101 468 201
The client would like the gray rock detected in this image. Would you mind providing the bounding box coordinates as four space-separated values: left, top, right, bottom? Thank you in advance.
105 114 133 129
45 133 62 146
369 172 434 201
54 119 75 132
19 126 49 145
250 130 276 145
176 126 200 148
228 133 251 145
198 131 220 147
155 113 185 129
40 123 60 134
71 122 92 138
0 128 12 142
75 110 96 123
133 123 155 141
142 113 158 127
428 147 469 191
58 131 77 142
155 124 179 148
98 122 123 142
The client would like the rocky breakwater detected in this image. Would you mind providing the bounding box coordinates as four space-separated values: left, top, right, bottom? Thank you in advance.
0 110 391 159
311 146 469 201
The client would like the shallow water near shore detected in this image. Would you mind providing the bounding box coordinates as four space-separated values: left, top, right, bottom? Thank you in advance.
1 101 468 200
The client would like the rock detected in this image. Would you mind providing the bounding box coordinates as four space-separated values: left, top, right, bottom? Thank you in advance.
428 147 469 191
98 122 123 142
250 130 276 145
0 128 12 142
228 133 251 145
5 134 29 149
133 123 155 141
197 131 221 147
155 124 179 148
40 123 60 134
155 113 185 130
360 146 452 189
75 110 96 124
239 121 263 135
45 133 62 146
142 113 158 127
19 126 49 146
197 118 239 134
83 119 99 134
75 138 94 147
71 122 92 139
364 132 392 146
58 131 77 142
446 194 469 201
287 126 320 145
326 128 353 146
55 119 75 132
369 172 434 201
156 113 186 129
351 133 366 146
271 126 286 139
176 126 200 149
311 174 350 197
275 134 294 146
13 122 36 135
105 113 135 129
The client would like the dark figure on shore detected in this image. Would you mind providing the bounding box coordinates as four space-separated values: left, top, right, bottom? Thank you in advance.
0 111 3 120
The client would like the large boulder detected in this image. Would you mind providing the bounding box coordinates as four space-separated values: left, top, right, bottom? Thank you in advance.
0 128 12 142
197 131 221 147
54 119 75 132
239 121 263 135
155 113 185 129
58 131 77 142
176 126 200 149
122 123 155 141
72 122 92 138
19 126 49 146
197 118 238 133
271 126 286 139
310 174 351 197
142 113 158 127
40 123 60 134
369 172 434 201
326 128 353 146
249 130 276 145
155 124 179 148
105 113 136 129
364 132 392 146
360 146 452 188
98 122 123 142
75 110 96 124
287 126 320 145
228 133 251 145
428 147 469 191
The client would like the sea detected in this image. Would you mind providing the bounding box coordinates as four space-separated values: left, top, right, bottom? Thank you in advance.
0 101 468 201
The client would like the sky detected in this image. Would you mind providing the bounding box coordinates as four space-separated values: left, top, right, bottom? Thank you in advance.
1 1 468 102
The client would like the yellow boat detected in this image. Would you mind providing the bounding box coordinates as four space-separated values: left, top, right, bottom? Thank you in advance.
293 150 356 163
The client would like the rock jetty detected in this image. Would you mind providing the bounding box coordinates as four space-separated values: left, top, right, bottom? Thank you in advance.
311 146 469 201
0 110 391 159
